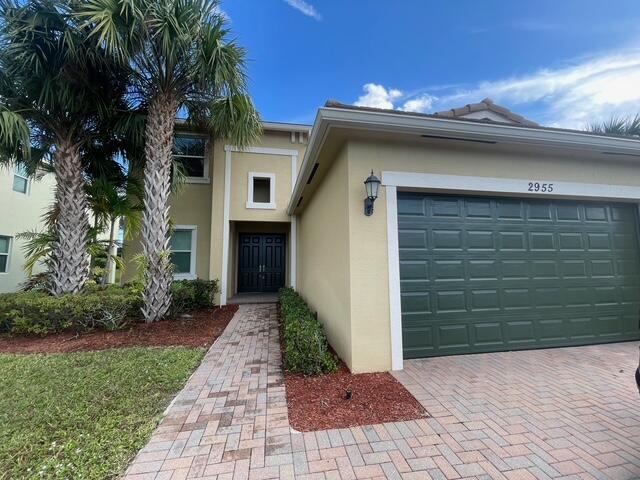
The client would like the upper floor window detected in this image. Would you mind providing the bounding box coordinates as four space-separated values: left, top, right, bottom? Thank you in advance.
0 236 10 273
173 135 208 182
13 165 28 193
169 226 197 279
246 172 276 210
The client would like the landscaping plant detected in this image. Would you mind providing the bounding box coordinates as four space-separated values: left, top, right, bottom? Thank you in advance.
0 279 219 336
279 287 337 375
0 0 132 295
79 0 262 321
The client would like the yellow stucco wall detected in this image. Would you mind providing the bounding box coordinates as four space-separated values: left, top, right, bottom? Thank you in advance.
208 131 306 302
297 147 352 367
341 137 640 372
123 127 307 304
122 140 214 282
0 169 55 292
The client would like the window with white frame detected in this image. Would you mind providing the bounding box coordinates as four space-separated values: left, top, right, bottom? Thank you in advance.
12 165 28 193
169 226 197 279
246 172 276 209
0 236 10 273
173 135 208 182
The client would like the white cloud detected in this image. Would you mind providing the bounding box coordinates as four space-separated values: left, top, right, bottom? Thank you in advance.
354 84 402 109
283 0 321 20
402 94 437 113
435 50 640 128
353 49 640 129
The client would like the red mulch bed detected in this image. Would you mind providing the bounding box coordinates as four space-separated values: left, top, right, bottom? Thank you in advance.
279 301 428 431
0 304 239 354
285 362 428 431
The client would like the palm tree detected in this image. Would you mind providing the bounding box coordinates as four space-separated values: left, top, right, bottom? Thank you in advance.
86 175 144 285
79 0 262 321
588 115 640 137
0 0 130 295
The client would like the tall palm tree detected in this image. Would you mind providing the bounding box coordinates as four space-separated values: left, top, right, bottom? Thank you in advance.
79 0 262 321
588 115 640 137
0 0 130 295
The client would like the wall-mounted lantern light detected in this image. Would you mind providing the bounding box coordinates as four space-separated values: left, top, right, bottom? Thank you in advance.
364 170 381 216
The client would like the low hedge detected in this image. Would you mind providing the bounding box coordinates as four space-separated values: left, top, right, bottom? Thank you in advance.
0 279 220 336
279 287 337 375
0 288 141 336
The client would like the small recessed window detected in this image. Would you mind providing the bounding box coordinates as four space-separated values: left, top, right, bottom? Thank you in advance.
173 135 208 182
0 236 10 273
12 165 28 193
247 172 276 209
169 227 197 279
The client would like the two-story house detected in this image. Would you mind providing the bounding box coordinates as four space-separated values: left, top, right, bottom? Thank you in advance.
0 166 55 292
127 99 640 373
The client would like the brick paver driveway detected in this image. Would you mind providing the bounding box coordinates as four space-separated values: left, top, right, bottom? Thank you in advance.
393 343 640 479
124 304 640 480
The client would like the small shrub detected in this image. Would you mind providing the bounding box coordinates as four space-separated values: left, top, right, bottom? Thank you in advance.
0 279 220 336
278 287 337 375
0 287 142 336
169 279 219 316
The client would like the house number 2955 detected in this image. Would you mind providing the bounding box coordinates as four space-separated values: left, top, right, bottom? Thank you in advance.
528 182 553 192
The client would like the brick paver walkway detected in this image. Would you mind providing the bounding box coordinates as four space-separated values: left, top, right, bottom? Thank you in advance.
124 304 640 480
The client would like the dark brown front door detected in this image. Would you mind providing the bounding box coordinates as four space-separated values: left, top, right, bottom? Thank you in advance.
237 234 286 293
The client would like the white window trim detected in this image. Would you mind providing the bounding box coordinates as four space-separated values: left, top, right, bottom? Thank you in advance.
383 170 640 371
174 134 210 184
13 167 30 194
246 172 276 209
171 225 197 280
0 235 11 274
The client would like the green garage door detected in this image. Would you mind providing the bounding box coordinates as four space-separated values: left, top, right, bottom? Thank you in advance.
398 193 640 358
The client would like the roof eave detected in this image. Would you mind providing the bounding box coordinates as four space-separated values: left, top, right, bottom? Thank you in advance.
287 107 640 215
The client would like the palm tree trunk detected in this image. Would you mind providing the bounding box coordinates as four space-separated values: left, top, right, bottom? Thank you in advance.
141 93 179 321
102 217 117 286
50 139 90 295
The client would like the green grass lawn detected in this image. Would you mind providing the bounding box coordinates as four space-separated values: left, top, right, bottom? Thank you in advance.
0 347 204 479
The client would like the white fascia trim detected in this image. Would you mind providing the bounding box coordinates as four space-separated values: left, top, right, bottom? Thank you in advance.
385 186 403 371
172 225 198 280
287 107 640 214
262 121 311 133
246 172 276 210
382 171 640 201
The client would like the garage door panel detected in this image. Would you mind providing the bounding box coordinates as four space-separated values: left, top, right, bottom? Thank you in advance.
400 292 431 315
505 320 536 343
538 318 567 341
399 192 640 357
438 324 471 348
473 322 503 345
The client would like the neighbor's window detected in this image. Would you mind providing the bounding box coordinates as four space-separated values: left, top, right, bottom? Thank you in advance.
169 227 196 278
247 172 276 209
12 165 28 193
0 236 10 273
173 135 208 181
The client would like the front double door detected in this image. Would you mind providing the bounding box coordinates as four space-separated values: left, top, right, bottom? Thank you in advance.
237 234 286 293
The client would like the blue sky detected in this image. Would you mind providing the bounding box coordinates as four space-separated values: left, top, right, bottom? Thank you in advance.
222 0 640 129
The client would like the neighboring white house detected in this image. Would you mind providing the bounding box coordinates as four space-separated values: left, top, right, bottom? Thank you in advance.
0 166 55 292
